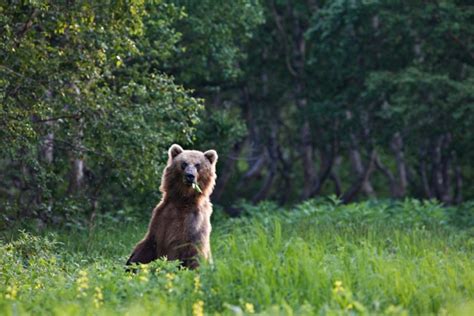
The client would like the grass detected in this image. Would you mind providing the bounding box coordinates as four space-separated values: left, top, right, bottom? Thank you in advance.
1 199 473 315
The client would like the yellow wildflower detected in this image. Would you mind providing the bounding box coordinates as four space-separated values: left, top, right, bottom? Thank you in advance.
5 285 18 300
333 280 344 293
165 273 175 292
194 275 201 293
245 302 255 313
93 287 104 308
141 264 150 274
192 300 204 316
76 270 89 297
139 265 149 282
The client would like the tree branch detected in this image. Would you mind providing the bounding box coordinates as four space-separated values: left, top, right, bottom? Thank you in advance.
269 0 298 77
341 150 377 203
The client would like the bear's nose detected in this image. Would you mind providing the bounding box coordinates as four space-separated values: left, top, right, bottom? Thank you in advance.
185 174 195 183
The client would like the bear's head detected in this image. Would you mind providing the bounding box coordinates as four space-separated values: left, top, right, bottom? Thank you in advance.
160 144 218 199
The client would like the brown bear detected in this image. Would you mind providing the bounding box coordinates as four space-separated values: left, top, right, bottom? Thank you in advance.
126 144 218 269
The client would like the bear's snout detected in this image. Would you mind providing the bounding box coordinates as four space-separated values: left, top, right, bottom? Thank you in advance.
183 164 197 185
185 173 195 184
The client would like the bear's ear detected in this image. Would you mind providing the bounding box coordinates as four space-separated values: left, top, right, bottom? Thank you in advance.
204 149 218 165
168 144 184 160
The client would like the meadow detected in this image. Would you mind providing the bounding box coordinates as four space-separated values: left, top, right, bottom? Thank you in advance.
1 199 473 315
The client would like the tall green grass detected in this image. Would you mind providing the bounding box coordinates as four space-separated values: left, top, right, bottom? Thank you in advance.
1 199 473 315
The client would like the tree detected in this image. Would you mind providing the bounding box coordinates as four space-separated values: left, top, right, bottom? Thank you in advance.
0 1 202 222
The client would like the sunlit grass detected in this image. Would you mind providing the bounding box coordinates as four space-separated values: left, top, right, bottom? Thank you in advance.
1 199 473 315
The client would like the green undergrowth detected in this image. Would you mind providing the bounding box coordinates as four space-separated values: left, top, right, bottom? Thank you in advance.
1 199 473 315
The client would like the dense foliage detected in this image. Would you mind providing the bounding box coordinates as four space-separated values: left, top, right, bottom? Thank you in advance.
0 0 261 223
212 0 474 205
1 0 474 224
1 200 473 315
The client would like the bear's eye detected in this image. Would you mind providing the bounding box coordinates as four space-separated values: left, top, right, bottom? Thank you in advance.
181 162 187 170
195 163 201 170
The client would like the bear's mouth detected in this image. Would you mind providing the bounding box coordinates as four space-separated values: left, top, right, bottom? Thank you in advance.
183 177 202 193
183 177 195 186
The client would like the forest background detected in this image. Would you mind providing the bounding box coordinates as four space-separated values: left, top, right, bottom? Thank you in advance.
1 0 473 226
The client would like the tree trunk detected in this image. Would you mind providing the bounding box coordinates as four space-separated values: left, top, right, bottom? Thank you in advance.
420 159 433 199
341 150 377 203
38 120 54 220
39 90 54 164
300 119 315 199
252 125 278 203
440 134 453 203
330 171 342 197
252 167 276 203
40 129 54 164
453 163 463 204
309 142 336 197
431 135 445 201
67 118 84 194
349 138 376 198
374 153 398 197
275 142 292 205
390 132 408 197
213 140 245 202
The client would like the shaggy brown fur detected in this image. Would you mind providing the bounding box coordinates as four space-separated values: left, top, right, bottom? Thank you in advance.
126 144 218 269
